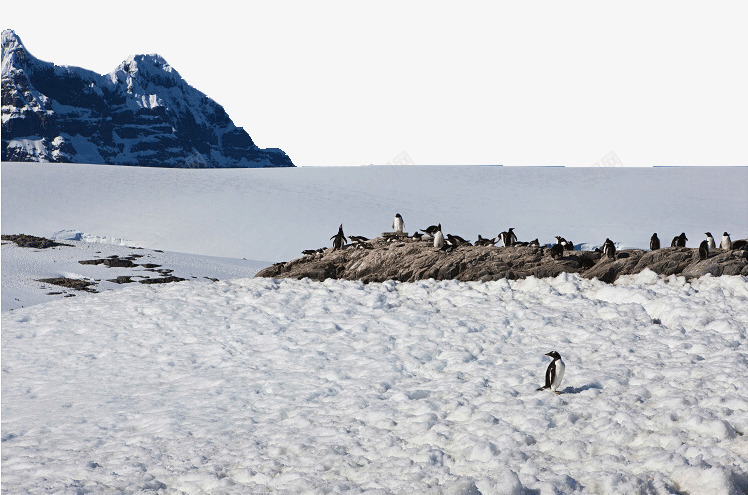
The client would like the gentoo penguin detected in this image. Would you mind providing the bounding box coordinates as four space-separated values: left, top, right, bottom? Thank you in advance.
705 232 716 249
393 213 404 233
720 232 732 250
650 233 660 251
302 249 317 256
549 240 564 259
500 228 517 247
433 225 444 249
330 224 347 250
529 238 540 247
537 351 565 394
602 238 616 259
411 232 424 241
677 233 688 247
349 235 369 244
475 235 496 246
421 224 440 237
732 240 747 250
565 239 574 251
446 234 470 246
698 240 709 260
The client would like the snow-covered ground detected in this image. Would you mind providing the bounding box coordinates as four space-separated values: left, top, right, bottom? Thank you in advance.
2 162 746 262
1 238 268 311
2 272 747 493
2 162 747 493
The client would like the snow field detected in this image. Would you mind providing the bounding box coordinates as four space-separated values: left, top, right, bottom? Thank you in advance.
2 271 747 493
3 163 746 262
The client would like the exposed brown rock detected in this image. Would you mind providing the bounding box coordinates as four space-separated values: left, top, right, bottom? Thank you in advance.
2 234 71 249
256 237 748 284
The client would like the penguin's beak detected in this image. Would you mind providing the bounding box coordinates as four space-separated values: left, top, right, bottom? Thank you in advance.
544 352 552 357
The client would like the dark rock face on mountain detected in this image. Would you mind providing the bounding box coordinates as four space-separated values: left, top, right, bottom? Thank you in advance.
1 29 294 167
256 237 748 283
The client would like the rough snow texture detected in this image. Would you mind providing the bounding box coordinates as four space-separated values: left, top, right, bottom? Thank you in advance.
2 272 748 493
1 29 293 167
257 238 748 283
1 237 268 311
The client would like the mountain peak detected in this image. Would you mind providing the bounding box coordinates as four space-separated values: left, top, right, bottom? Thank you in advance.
2 29 30 75
2 29 294 168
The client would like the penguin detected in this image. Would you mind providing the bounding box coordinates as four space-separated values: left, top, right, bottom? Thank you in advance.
731 239 747 250
433 225 444 249
349 235 369 244
499 228 517 247
529 239 540 247
421 224 440 237
537 351 565 394
720 232 732 250
602 238 616 259
393 213 404 233
302 249 317 256
698 240 709 260
650 233 660 251
446 234 470 246
475 235 496 246
565 239 575 251
705 232 716 249
676 233 688 247
411 232 424 241
549 240 564 259
330 224 347 250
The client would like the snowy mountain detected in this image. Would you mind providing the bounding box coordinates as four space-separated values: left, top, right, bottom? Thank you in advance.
1 29 294 167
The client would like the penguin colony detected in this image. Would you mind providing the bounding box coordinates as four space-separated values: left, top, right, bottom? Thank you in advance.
304 214 744 262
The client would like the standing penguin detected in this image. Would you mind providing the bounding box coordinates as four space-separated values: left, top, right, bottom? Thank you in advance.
650 233 660 251
330 224 347 250
499 228 517 247
671 233 688 247
393 213 404 233
433 224 444 249
549 239 564 259
720 232 732 250
602 238 616 259
537 351 565 394
699 240 709 260
705 232 716 249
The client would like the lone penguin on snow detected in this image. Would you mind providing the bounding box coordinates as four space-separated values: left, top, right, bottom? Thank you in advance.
537 351 565 394
650 233 660 251
699 240 709 260
331 224 347 250
720 232 732 250
393 213 404 233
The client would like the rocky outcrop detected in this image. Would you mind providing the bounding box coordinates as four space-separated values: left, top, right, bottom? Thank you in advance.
1 29 294 168
256 237 748 283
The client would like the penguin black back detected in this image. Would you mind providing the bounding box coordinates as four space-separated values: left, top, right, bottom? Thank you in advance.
699 240 709 260
650 233 660 251
331 224 347 250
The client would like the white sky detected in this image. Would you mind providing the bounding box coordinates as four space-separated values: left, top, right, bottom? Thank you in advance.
7 1 748 167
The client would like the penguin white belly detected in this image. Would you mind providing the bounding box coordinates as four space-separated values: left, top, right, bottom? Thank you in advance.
551 360 565 391
394 218 404 232
721 236 731 250
707 237 716 249
434 231 444 249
